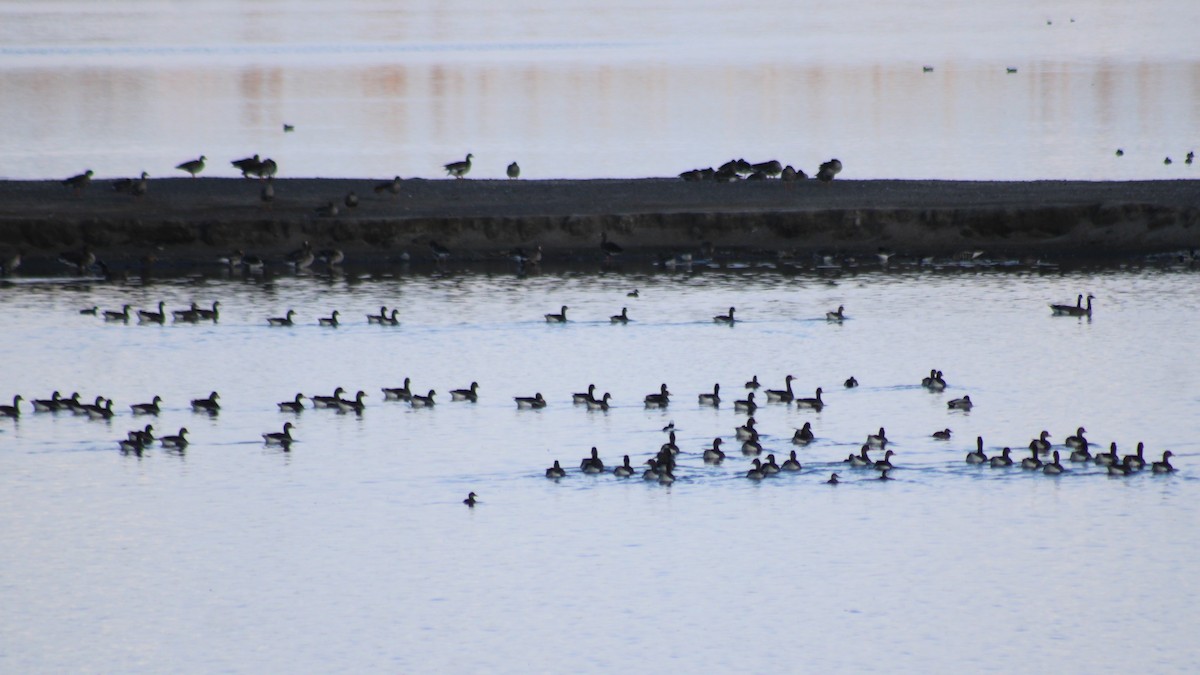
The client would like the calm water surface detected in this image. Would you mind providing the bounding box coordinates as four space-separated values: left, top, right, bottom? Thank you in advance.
1 260 1197 672
1 1 1198 181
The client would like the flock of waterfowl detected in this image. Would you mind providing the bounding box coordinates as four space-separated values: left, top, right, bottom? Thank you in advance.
679 158 842 183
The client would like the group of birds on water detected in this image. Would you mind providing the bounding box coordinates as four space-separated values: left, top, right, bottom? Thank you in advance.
679 158 842 183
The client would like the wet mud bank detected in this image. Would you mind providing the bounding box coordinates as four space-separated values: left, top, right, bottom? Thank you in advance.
0 178 1197 269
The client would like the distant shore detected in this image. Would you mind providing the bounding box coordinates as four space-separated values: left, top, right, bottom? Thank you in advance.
0 177 1197 270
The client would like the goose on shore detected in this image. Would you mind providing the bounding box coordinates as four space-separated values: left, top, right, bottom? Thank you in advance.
792 422 814 445
817 158 843 183
232 154 261 177
130 396 162 415
374 176 403 194
59 246 96 274
609 307 630 324
112 171 149 196
318 310 340 327
176 155 206 177
410 390 436 407
544 305 569 323
713 307 736 324
444 153 473 179
190 391 220 414
451 382 479 402
795 388 825 410
545 460 566 478
62 169 94 194
267 309 296 326
765 375 796 403
698 383 721 406
825 305 845 321
990 447 1014 467
315 201 339 218
1152 451 1175 473
507 162 520 179
515 393 546 409
263 422 294 445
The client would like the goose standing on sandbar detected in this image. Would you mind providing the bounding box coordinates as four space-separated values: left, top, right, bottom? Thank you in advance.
176 155 206 177
544 305 569 323
444 153 473 179
61 169 94 195
507 162 520 179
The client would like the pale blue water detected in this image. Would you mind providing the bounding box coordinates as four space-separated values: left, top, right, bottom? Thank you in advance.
1 1 1198 181
1 257 1198 672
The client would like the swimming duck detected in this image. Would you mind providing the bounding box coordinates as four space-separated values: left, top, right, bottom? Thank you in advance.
278 393 306 412
267 309 296 326
318 311 340 327
1043 451 1066 475
614 455 635 477
644 384 671 408
947 395 973 410
765 375 796 403
866 427 888 448
1050 294 1094 317
410 390 436 407
573 384 597 404
844 376 858 388
610 308 630 324
762 454 782 475
1094 442 1119 466
130 395 162 415
703 438 726 463
746 459 766 480
382 379 412 401
745 375 760 390
79 306 98 316
1021 444 1043 470
1152 451 1175 473
874 450 896 471
990 447 1014 467
698 383 721 406
135 301 166 325
792 422 814 445
450 382 479 402
781 451 802 471
795 388 824 410
825 305 845 321
1030 430 1052 454
1123 442 1147 471
713 307 736 324
544 306 569 323
444 153 473 179
1064 426 1088 449
932 428 952 440
336 390 367 414
263 422 295 445
0 395 22 418
313 387 347 408
160 427 189 449
580 447 605 473
190 391 220 414
545 461 566 479
966 437 988 464
463 492 477 507
826 472 840 484
587 393 612 411
515 393 546 409
733 392 757 414
736 417 757 441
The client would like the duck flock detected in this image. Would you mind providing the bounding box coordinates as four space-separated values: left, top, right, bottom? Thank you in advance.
2 287 1179 508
